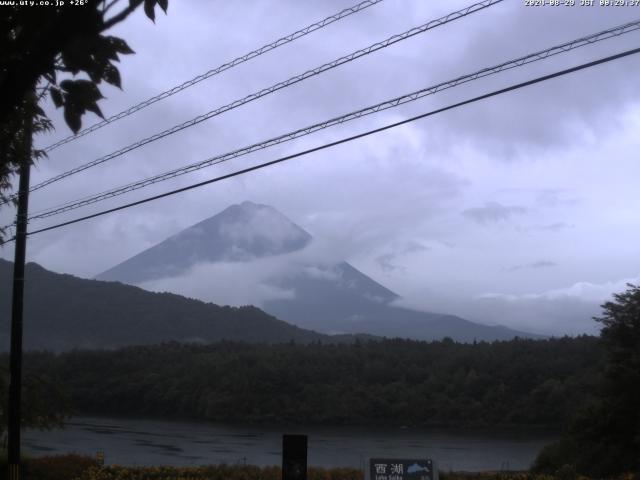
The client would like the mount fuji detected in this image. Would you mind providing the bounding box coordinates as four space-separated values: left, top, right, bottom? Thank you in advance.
97 201 537 342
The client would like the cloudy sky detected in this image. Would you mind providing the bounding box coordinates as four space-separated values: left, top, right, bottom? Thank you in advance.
2 0 640 335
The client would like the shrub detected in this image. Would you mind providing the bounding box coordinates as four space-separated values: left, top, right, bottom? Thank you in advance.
0 454 97 480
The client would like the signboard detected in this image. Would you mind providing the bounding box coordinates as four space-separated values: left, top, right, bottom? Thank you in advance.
369 459 435 480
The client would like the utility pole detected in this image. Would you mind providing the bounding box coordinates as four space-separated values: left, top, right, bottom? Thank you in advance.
7 110 32 480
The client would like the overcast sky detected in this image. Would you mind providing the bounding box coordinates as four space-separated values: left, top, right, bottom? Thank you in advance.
2 0 640 335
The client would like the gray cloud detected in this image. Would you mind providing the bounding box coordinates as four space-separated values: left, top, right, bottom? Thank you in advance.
139 238 346 308
375 241 429 273
1 1 639 337
376 253 403 273
462 202 527 225
140 260 296 308
396 275 640 336
534 190 580 208
527 222 574 232
506 261 558 272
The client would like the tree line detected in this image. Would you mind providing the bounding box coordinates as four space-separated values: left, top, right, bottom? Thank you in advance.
17 335 602 428
5 283 640 477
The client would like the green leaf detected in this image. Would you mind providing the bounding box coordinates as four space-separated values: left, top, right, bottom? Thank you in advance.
85 62 104 83
60 37 93 75
95 35 120 61
103 64 122 89
61 80 104 102
50 88 63 108
32 149 48 161
59 79 75 92
85 102 104 119
157 0 168 13
107 36 135 55
64 107 81 134
144 0 155 22
59 80 105 129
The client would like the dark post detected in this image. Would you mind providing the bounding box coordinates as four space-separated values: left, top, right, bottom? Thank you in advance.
282 434 307 480
7 115 32 480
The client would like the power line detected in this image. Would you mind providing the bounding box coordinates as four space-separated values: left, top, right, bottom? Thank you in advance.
42 0 386 153
26 19 640 221
13 46 639 243
24 0 503 196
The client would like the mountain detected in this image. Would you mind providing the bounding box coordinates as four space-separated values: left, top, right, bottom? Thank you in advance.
97 202 312 284
0 259 345 352
96 201 539 342
262 262 533 341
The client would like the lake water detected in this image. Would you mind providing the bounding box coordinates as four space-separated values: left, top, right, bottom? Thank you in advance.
24 416 555 472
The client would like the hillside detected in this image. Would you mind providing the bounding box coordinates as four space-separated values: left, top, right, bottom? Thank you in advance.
0 259 336 351
95 201 538 342
96 202 313 284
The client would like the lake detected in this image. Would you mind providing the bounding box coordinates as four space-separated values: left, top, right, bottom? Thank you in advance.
24 416 555 471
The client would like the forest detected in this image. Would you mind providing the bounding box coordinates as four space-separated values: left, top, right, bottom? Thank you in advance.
17 335 602 428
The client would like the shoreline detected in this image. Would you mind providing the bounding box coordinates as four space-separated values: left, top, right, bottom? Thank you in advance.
23 415 556 472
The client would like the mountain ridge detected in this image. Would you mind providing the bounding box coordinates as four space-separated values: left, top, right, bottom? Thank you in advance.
97 202 312 284
0 259 365 351
93 201 541 342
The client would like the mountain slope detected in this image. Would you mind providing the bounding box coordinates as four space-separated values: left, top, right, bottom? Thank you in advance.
97 202 311 284
0 260 337 351
95 201 541 342
265 265 537 341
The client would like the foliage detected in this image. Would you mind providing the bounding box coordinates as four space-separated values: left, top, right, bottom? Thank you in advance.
18 335 603 428
64 464 365 480
0 260 331 349
0 364 70 441
0 456 635 480
597 284 640 439
531 439 579 477
0 91 51 238
0 0 168 130
0 454 98 480
534 284 640 477
440 473 634 480
0 0 169 240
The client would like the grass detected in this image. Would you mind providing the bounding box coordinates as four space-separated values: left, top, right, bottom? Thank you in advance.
0 456 636 480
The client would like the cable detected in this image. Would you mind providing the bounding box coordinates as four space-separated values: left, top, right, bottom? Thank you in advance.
24 0 503 196
13 46 638 242
42 0 386 153
26 19 640 221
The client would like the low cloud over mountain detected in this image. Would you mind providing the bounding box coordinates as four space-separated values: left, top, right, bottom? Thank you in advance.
97 201 538 342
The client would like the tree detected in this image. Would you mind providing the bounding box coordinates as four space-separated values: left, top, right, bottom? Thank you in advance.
0 0 169 239
534 283 640 476
588 283 640 472
0 365 70 448
0 0 171 454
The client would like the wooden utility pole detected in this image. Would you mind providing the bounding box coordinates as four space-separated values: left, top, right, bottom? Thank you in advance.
7 112 32 480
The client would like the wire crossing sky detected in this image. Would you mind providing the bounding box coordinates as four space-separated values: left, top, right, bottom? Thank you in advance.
3 1 639 337
14 46 640 242
24 18 640 222
42 0 386 153
24 0 503 197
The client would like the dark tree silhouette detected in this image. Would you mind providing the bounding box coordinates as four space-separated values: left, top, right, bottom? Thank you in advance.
0 0 169 235
14 336 603 428
586 283 640 474
534 283 640 476
0 364 70 439
0 1 171 444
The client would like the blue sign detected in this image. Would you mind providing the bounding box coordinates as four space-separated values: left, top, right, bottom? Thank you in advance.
369 459 434 480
